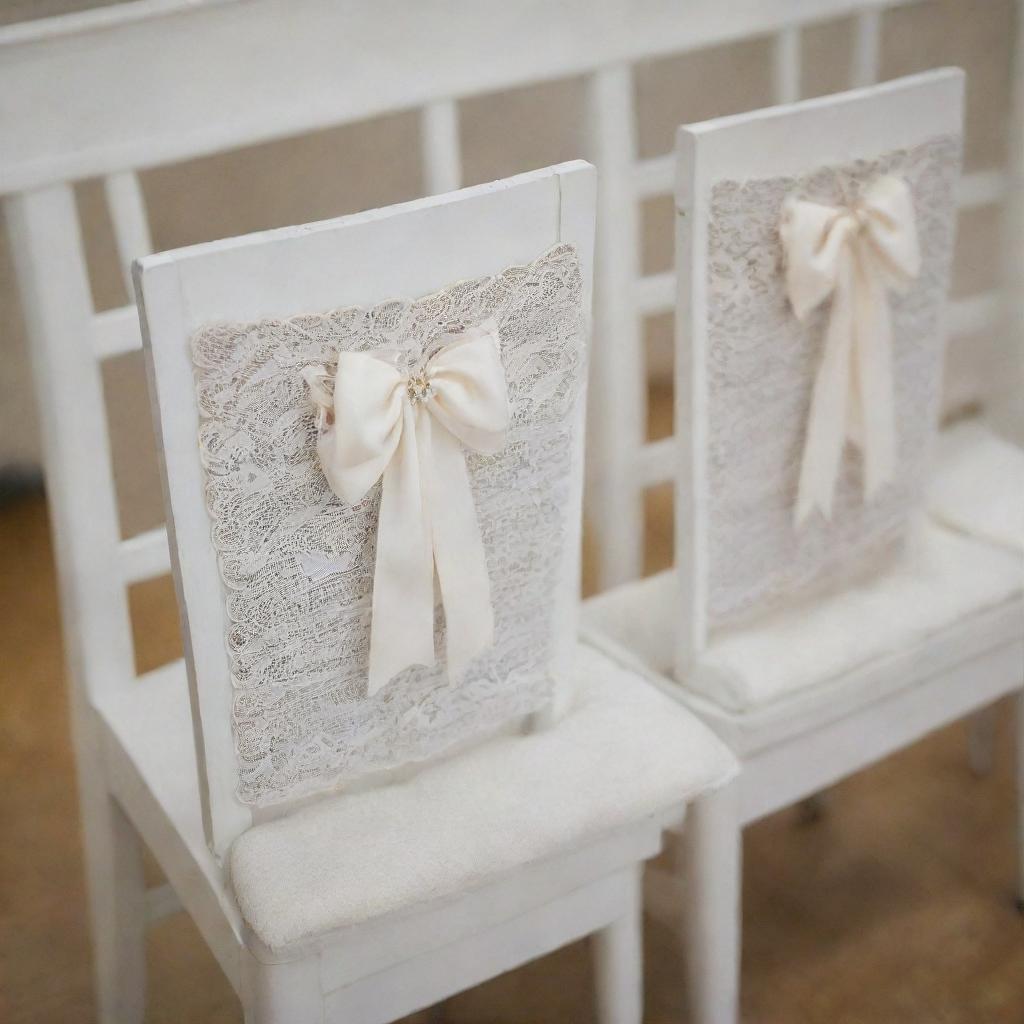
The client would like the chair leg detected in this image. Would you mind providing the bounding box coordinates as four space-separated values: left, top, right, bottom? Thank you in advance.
242 951 322 1024
79 775 147 1024
592 864 643 1024
1015 692 1024 911
968 705 998 778
682 781 742 1024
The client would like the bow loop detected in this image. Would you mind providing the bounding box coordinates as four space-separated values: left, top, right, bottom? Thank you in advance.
780 198 858 319
856 176 921 289
424 320 509 453
779 175 919 523
304 321 508 694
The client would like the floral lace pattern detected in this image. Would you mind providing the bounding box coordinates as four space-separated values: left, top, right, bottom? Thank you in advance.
704 134 962 628
191 244 585 805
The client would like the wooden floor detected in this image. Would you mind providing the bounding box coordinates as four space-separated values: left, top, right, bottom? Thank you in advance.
2 482 1023 1023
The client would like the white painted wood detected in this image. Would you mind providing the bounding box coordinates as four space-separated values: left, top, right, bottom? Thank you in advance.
635 153 674 198
93 661 246 990
679 68 963 187
993 0 1024 443
420 99 462 195
773 26 803 105
118 526 171 585
312 821 663 992
242 953 323 1024
634 269 674 316
586 63 646 588
4 185 136 697
683 783 741 1024
92 305 143 359
593 865 644 1024
850 6 882 87
0 0 920 196
635 437 675 489
958 169 1008 209
5 185 147 1021
948 291 1001 337
320 868 639 1023
144 881 183 924
103 170 153 295
738 637 1024 825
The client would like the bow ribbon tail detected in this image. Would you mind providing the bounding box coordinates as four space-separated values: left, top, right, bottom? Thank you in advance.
366 402 436 696
426 416 495 681
795 253 857 524
849 251 897 499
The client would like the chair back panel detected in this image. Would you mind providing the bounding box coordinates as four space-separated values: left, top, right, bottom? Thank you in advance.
673 70 964 668
135 162 595 855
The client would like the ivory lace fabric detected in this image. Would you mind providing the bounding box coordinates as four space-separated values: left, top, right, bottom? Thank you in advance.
704 134 961 628
191 244 585 805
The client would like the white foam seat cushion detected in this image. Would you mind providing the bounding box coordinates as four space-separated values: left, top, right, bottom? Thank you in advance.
929 418 1024 553
229 642 738 951
583 524 1022 713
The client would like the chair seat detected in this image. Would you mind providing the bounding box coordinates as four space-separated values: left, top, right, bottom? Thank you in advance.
929 417 1024 553
583 524 1022 715
228 642 738 951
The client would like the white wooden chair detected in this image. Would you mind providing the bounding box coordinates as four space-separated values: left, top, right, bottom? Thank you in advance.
128 162 736 1023
582 69 1024 977
2 4 1016 1021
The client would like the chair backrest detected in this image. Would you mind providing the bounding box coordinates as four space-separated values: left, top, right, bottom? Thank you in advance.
672 69 964 670
134 161 595 856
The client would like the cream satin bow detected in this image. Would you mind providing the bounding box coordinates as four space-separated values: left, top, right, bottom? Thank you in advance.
780 175 920 524
303 321 509 695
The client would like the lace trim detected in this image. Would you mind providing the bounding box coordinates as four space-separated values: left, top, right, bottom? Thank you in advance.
191 244 585 805
704 134 962 628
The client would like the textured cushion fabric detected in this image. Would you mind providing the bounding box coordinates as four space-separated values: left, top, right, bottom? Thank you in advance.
583 524 1022 713
929 418 1024 553
229 642 738 951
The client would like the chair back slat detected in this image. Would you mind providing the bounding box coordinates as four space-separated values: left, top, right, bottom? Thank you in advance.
585 63 646 586
420 99 463 195
135 161 596 855
772 26 803 105
103 170 154 292
851 7 883 87
117 526 171 586
92 306 143 359
5 184 136 695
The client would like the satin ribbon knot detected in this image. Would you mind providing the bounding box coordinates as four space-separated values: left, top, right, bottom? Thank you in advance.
303 320 509 695
779 175 920 524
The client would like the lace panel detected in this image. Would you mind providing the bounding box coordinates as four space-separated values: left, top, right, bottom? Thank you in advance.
704 134 962 628
191 244 585 805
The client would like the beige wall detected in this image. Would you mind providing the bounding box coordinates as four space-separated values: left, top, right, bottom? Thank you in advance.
0 0 1018 534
